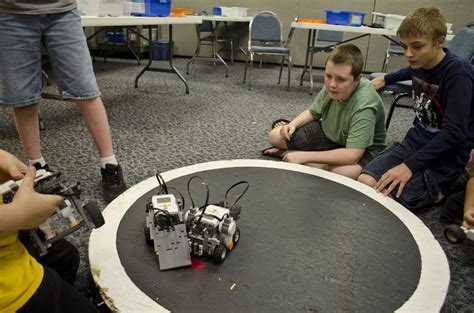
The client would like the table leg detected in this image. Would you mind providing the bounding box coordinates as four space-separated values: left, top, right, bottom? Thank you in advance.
300 30 313 86
134 25 190 94
168 25 189 94
134 26 153 88
186 24 201 74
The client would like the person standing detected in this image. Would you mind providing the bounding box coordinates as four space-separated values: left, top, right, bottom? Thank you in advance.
0 1 127 202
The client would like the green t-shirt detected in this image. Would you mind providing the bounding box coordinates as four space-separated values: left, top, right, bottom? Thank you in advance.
308 78 387 161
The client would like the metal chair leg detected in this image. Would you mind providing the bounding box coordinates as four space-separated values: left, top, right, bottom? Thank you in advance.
243 58 248 83
385 92 412 129
287 56 292 91
382 52 389 72
248 56 254 90
278 56 284 84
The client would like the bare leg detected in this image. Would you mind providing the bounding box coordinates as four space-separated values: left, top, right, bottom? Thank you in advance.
75 97 113 158
262 126 290 156
330 164 362 179
305 162 329 170
13 103 42 160
357 173 377 187
267 126 289 149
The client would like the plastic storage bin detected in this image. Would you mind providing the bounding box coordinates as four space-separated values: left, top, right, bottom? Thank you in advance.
170 8 192 16
142 0 171 17
298 18 325 24
384 14 405 29
212 6 221 15
213 6 248 17
325 10 366 26
151 40 173 60
106 32 125 43
371 13 405 30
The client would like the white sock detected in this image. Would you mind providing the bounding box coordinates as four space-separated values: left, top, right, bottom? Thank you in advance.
29 157 47 167
100 155 118 168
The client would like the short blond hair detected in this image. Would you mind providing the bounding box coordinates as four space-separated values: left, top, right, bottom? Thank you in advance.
397 6 447 42
326 44 363 78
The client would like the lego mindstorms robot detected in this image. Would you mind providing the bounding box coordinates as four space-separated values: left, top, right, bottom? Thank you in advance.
0 169 105 256
144 173 248 270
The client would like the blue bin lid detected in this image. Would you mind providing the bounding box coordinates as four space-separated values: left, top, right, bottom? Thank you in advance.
325 9 366 16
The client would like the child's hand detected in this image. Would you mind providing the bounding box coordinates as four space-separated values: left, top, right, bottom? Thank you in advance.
371 76 386 91
374 163 413 198
279 124 296 141
462 208 474 229
282 151 308 164
12 166 64 230
0 150 28 180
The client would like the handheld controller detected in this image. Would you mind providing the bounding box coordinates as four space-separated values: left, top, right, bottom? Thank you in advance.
0 169 105 256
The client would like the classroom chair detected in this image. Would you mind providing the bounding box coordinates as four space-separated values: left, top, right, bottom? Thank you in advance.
243 12 297 91
186 11 232 77
382 36 404 72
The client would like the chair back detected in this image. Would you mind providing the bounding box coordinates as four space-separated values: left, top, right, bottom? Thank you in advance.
317 30 343 43
388 36 402 47
249 11 283 44
448 26 474 62
196 11 213 32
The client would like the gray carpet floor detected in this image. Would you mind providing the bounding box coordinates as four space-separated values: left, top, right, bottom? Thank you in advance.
0 56 472 312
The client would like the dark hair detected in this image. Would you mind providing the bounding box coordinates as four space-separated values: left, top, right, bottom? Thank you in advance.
326 44 363 78
397 6 447 42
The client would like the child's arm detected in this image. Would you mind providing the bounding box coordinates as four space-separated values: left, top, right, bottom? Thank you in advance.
371 67 413 91
0 166 63 236
463 163 474 229
383 67 412 84
282 147 365 165
279 109 315 141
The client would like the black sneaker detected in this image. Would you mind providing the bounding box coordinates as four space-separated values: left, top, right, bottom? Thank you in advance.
32 162 50 171
101 164 127 202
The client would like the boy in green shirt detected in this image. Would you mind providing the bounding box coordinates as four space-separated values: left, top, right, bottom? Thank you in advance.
263 44 387 179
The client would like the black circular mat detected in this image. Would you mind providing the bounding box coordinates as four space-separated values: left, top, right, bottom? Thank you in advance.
116 166 421 312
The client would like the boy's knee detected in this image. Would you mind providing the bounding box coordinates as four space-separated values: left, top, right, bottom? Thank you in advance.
268 128 284 147
357 173 377 187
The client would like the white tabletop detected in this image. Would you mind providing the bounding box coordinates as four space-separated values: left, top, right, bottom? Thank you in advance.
202 15 252 22
81 15 203 27
291 22 397 36
291 22 454 40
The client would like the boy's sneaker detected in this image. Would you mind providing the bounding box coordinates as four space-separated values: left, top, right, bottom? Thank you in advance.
101 164 127 203
32 162 50 171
